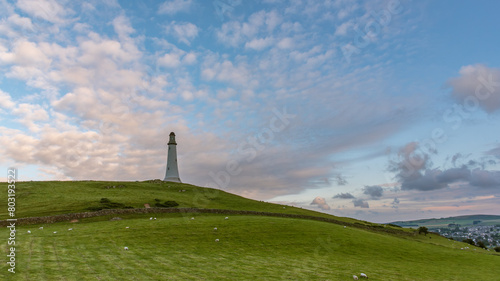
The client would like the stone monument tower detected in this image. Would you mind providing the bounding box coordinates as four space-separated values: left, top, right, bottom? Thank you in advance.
163 132 181 183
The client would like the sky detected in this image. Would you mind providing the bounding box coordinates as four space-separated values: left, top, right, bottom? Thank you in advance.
0 0 499 223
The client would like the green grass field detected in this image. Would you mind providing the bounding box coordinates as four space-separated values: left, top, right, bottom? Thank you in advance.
1 181 499 280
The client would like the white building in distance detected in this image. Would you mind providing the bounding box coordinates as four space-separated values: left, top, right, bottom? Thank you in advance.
163 132 181 183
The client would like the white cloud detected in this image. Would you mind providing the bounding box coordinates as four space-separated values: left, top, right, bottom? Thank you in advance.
216 88 236 100
245 37 274 50
334 21 352 36
7 14 34 31
311 196 331 210
16 0 71 24
4 40 51 67
202 60 251 86
182 52 197 64
158 0 193 15
0 90 15 109
164 22 199 45
447 64 500 113
158 52 181 68
277 37 293 49
217 10 283 47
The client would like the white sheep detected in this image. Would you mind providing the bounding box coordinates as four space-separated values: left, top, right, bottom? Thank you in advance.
191 217 195 220
154 217 157 220
125 226 129 229
225 217 228 220
68 228 73 231
215 239 219 242
124 247 129 250
39 227 43 230
214 227 218 231
53 231 57 234
150 217 153 220
353 275 358 280
360 273 368 278
27 230 31 234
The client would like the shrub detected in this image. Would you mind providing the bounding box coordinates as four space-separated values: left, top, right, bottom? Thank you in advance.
155 200 179 208
418 226 429 235
476 241 487 249
86 198 133 211
494 246 500 252
463 238 475 246
386 223 402 228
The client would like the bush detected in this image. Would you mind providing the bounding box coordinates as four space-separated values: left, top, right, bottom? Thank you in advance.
463 238 475 246
494 246 500 252
386 223 402 228
476 241 487 249
86 198 133 211
155 200 179 208
418 226 429 235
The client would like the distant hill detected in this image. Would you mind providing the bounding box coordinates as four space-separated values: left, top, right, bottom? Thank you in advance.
389 214 500 228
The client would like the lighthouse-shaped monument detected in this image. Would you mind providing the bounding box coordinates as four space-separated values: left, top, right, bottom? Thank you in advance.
163 132 181 183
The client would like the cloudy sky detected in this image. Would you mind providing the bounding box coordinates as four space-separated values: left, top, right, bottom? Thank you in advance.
0 0 499 222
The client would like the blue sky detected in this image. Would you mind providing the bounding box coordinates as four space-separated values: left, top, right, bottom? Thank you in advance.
0 0 499 222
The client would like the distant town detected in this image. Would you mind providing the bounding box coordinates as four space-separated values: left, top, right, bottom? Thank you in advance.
433 225 500 249
389 215 500 250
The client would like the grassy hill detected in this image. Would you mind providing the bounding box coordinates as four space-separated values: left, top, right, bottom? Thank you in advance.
1 181 499 280
1 180 356 221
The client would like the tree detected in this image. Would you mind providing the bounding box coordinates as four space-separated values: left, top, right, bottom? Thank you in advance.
418 226 429 236
476 241 487 249
463 238 475 246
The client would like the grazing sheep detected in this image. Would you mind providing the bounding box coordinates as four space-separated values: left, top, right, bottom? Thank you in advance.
215 239 219 242
27 230 31 234
125 227 129 229
53 231 57 234
191 217 195 220
225 217 228 220
360 273 368 278
39 227 43 230
154 217 157 220
344 226 346 228
353 275 358 280
124 247 129 250
150 217 153 220
68 228 73 231
214 227 218 231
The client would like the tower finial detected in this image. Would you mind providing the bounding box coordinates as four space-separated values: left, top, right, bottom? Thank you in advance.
168 132 177 145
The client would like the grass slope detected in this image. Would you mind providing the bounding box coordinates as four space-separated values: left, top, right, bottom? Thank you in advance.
0 181 499 280
2 213 499 280
0 181 366 224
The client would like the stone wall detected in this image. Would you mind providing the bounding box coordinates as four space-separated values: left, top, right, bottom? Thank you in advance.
0 208 410 235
